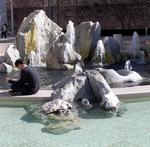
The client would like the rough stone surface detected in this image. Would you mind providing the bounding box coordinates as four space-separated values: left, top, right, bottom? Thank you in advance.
41 99 72 114
75 21 101 61
46 42 81 70
4 44 20 66
86 70 120 110
40 73 88 114
97 68 143 85
51 73 87 102
46 20 81 70
0 62 15 73
16 10 63 64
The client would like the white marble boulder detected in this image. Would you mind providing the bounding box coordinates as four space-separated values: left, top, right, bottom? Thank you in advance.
40 99 72 115
46 42 81 70
16 10 63 64
86 70 120 110
97 68 143 85
4 44 20 66
41 73 88 114
0 62 16 73
75 21 101 61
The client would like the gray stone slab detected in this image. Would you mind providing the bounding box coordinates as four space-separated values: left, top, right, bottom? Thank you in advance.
0 90 52 102
0 85 150 105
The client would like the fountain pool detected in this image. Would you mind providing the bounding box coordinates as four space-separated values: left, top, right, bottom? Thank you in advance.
0 68 73 89
1 62 150 90
0 100 150 147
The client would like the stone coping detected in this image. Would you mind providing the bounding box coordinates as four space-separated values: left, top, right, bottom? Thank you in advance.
0 85 150 105
112 85 150 103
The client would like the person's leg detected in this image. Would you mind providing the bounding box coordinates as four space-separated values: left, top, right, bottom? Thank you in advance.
10 83 35 95
1 32 4 38
4 32 6 38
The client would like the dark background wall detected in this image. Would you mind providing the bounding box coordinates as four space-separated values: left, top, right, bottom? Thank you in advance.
6 0 150 35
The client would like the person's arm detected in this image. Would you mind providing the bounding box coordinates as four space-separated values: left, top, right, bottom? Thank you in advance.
8 70 27 85
8 78 18 84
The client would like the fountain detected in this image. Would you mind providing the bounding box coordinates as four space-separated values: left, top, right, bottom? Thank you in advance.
0 10 148 134
130 31 140 60
64 20 75 47
92 40 105 66
124 60 133 71
138 51 145 64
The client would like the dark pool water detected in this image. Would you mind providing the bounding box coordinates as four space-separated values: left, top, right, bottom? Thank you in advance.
0 63 150 89
0 67 73 90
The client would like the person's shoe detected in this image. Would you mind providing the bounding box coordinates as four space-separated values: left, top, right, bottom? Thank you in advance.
8 90 15 93
9 91 21 96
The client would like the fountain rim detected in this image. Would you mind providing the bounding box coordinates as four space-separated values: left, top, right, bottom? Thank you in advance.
0 85 150 106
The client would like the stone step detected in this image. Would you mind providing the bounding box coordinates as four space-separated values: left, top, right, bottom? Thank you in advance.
0 85 150 105
112 85 150 103
0 90 53 105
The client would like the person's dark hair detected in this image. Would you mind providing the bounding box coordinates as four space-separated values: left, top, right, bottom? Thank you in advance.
15 59 24 67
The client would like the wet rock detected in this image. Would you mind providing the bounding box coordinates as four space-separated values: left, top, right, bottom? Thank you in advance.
0 62 16 73
51 73 87 102
86 70 120 110
46 42 81 70
75 21 101 61
46 20 81 70
4 44 20 66
41 73 88 114
17 10 63 64
41 99 72 115
97 68 143 85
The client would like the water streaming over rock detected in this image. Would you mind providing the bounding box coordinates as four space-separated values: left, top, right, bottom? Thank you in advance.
130 31 140 59
124 60 132 71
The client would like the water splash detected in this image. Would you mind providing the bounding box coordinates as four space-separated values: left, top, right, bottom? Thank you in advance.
73 62 83 75
130 31 140 59
138 51 145 64
28 50 45 67
124 60 132 71
93 40 105 66
65 20 75 48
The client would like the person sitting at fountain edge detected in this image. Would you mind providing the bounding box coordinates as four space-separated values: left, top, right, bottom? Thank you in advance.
6 59 40 95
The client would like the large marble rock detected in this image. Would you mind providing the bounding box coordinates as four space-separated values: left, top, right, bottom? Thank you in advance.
86 70 120 110
16 10 63 64
51 73 87 102
46 20 82 70
75 21 101 61
97 68 143 85
4 44 20 66
41 73 88 114
46 42 81 70
0 62 16 73
41 99 72 115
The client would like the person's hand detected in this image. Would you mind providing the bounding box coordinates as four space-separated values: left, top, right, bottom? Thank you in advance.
5 77 10 82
